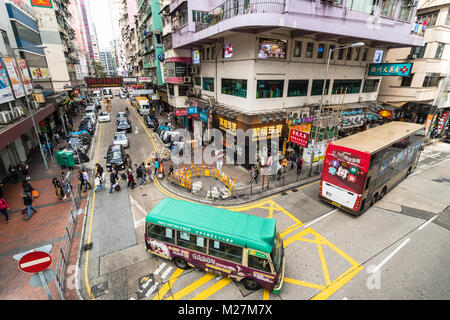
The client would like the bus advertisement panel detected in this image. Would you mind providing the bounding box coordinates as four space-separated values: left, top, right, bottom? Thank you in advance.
320 144 370 212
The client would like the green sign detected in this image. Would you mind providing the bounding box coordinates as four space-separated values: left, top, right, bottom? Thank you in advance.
310 126 339 141
368 63 412 76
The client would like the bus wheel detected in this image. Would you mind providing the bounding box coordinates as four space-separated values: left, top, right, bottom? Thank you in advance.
371 193 378 207
173 257 189 270
242 278 261 291
406 167 412 177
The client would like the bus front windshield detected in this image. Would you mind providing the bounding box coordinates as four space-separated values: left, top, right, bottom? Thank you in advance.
271 233 283 274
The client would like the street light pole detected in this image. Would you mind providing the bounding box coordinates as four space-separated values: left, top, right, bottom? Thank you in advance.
309 42 365 177
12 50 49 170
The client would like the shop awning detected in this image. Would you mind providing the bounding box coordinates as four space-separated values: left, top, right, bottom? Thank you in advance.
384 101 408 108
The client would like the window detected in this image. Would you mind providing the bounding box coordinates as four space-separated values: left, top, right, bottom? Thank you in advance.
147 224 175 244
398 0 414 21
192 10 207 23
287 80 309 97
346 0 377 14
311 80 330 96
410 45 426 58
332 79 362 94
293 41 302 57
380 0 398 18
306 42 314 58
355 47 361 61
221 78 247 97
208 240 243 263
256 80 284 98
317 44 325 59
203 77 214 91
194 77 201 86
362 79 380 92
416 10 439 27
177 231 207 253
248 252 272 273
155 33 162 45
423 73 441 87
178 86 189 96
346 48 353 60
400 75 413 87
168 84 175 96
435 43 445 59
206 47 210 60
329 45 335 60
337 46 344 60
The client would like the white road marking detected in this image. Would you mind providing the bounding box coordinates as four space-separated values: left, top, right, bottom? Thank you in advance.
418 215 438 231
146 283 159 297
161 266 173 280
154 262 167 276
20 257 51 269
302 209 339 229
370 238 410 274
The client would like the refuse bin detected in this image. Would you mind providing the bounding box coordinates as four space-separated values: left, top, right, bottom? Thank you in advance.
62 151 75 168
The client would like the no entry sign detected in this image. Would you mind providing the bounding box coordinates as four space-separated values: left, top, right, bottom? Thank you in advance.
18 251 52 274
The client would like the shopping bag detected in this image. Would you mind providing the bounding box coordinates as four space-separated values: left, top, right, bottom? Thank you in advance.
32 190 39 198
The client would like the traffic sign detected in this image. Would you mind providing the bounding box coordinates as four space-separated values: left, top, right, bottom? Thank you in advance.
18 251 52 274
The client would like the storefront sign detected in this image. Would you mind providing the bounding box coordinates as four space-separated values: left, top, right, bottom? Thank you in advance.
2 57 25 98
437 112 448 134
310 125 339 141
30 0 53 8
368 63 412 76
187 107 198 114
0 57 14 104
123 77 138 83
252 124 283 141
138 77 152 83
175 109 188 116
17 59 33 95
290 128 309 147
378 109 393 118
219 117 237 135
199 110 208 123
296 123 311 134
30 67 51 79
292 117 315 124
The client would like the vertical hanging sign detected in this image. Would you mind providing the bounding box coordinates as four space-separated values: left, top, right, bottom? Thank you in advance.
30 0 53 8
0 57 15 104
18 59 33 95
2 57 25 99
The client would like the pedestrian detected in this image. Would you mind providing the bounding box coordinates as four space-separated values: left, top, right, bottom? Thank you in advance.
290 153 296 170
19 162 30 180
109 170 118 193
249 166 257 184
61 178 71 199
82 169 92 191
0 197 10 225
22 192 37 221
127 169 136 189
94 173 104 193
22 179 34 198
95 163 104 176
136 164 144 188
8 165 19 184
158 162 165 179
77 170 85 192
52 177 64 200
53 132 60 145
296 157 303 175
154 159 159 176
145 162 153 181
125 154 132 169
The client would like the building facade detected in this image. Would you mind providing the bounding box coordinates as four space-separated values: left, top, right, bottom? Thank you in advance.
378 0 449 137
99 49 117 76
118 0 138 76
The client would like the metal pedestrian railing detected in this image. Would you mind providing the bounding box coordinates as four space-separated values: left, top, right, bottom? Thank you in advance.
195 0 286 32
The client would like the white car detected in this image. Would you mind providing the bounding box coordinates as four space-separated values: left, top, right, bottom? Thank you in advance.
113 132 129 148
98 111 111 122
120 93 127 99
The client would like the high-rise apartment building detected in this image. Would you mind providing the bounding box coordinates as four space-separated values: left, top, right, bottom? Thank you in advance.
99 49 116 76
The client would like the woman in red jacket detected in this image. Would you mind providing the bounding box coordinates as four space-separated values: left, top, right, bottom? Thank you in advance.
0 197 10 225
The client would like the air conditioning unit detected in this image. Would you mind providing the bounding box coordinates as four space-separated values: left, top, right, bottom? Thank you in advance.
193 88 201 96
183 76 192 83
13 106 24 117
0 111 12 124
407 54 418 59
10 110 19 120
190 66 199 74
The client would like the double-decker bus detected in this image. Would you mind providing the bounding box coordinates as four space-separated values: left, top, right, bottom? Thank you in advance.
319 121 425 215
145 198 285 293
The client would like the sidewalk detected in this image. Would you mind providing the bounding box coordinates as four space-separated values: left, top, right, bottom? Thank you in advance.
0 125 87 300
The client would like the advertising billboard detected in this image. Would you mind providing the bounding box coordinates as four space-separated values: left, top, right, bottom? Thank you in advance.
2 57 25 98
17 59 33 95
258 38 287 59
224 43 233 58
192 50 200 64
0 57 15 104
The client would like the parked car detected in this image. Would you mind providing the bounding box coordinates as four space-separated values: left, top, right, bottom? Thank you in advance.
144 115 156 128
116 112 128 124
117 119 132 133
120 92 127 99
105 144 126 171
98 111 111 122
82 114 96 125
114 89 120 96
79 119 95 134
113 132 129 148
84 104 96 114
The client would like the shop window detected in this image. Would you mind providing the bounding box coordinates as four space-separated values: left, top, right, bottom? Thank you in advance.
306 42 314 58
400 75 413 87
362 79 379 92
194 77 201 86
332 79 362 94
311 79 330 96
287 80 309 97
435 43 445 59
177 231 207 253
380 0 398 18
317 44 325 59
293 41 302 57
208 240 243 264
256 80 284 99
221 78 247 98
203 77 214 91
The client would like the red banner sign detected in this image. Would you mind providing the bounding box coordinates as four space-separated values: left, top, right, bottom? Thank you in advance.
290 128 309 147
30 0 53 8
175 109 188 116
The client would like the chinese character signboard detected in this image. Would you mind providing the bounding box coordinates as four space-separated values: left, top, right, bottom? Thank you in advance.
0 57 14 104
187 107 198 114
219 117 237 135
368 63 412 76
30 0 53 8
175 109 188 116
17 59 33 95
290 128 309 147
30 67 51 79
2 57 25 98
252 124 283 141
